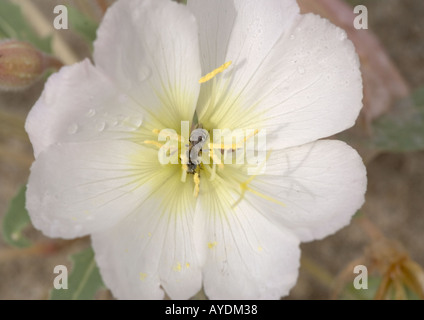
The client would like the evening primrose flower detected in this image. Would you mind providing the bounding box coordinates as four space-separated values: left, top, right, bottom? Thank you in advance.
25 0 366 299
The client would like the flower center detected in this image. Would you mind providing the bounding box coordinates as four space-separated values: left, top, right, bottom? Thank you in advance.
142 61 285 207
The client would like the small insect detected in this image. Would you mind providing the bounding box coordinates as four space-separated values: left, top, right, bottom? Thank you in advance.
187 124 209 174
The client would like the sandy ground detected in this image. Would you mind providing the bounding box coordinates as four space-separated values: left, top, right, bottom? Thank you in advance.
0 0 423 299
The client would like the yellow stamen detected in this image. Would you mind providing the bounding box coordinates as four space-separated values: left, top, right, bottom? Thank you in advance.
199 61 232 84
245 129 260 142
208 129 259 151
193 172 200 197
245 185 286 206
144 140 163 149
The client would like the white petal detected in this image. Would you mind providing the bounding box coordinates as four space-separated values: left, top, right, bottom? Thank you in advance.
94 0 201 129
190 0 362 149
25 59 145 157
92 171 202 300
188 0 298 82
188 0 299 130
244 140 367 242
245 14 363 149
197 176 300 299
26 140 165 239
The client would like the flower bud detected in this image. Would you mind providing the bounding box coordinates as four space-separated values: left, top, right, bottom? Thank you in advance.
0 40 63 91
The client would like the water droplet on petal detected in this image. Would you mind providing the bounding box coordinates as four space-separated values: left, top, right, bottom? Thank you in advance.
96 121 106 132
86 108 96 118
289 34 295 40
130 118 143 129
67 123 78 134
297 66 305 75
339 32 347 41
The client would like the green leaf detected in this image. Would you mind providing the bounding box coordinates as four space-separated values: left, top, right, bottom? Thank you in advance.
68 6 98 47
342 274 421 300
412 86 424 106
0 0 51 52
2 185 31 248
371 87 424 152
50 247 105 300
342 275 381 300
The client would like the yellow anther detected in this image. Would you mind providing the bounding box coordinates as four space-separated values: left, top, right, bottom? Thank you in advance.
208 129 260 151
199 61 232 84
208 241 218 249
144 140 163 149
193 172 200 197
173 262 182 272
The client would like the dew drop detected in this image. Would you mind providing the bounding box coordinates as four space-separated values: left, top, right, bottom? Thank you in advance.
130 118 143 129
339 32 347 41
86 108 96 118
289 34 295 40
67 123 78 135
96 121 106 132
297 66 305 75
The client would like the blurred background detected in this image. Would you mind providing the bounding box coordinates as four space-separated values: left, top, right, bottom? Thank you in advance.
0 0 423 299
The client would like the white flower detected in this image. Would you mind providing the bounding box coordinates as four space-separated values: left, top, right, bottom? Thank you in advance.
25 0 366 300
